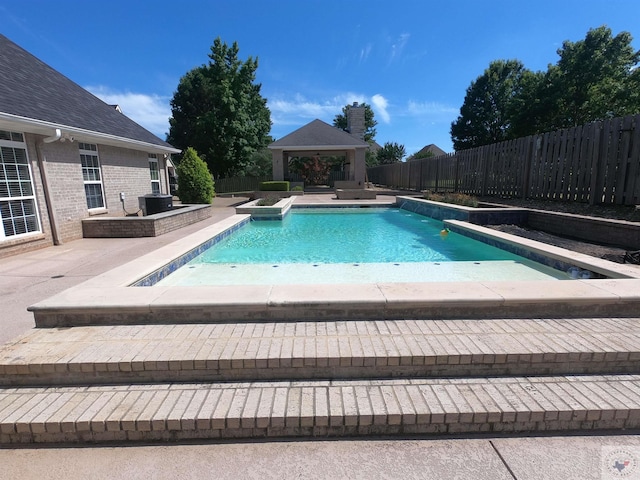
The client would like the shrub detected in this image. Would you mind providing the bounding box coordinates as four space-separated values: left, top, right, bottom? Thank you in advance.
298 156 331 185
291 186 304 192
259 181 289 191
176 147 215 204
256 195 280 206
423 191 479 207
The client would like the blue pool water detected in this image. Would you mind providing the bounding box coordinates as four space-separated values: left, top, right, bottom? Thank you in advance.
193 208 525 264
153 208 568 286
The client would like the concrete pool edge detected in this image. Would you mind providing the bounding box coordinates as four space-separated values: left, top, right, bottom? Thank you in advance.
28 277 640 327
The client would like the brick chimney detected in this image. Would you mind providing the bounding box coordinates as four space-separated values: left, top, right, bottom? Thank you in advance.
346 102 365 141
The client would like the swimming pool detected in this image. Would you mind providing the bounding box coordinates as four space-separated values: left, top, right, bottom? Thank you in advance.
154 207 568 286
30 195 640 327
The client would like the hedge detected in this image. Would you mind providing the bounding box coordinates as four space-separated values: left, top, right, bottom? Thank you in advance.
259 181 290 191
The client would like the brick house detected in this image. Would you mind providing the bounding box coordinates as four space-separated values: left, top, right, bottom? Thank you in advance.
0 34 180 258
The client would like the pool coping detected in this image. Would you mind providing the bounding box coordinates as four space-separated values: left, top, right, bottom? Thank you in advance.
28 199 640 327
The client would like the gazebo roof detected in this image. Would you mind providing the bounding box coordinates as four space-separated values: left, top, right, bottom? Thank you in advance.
269 119 368 150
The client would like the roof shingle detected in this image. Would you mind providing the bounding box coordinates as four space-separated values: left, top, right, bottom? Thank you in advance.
0 34 175 150
269 119 369 148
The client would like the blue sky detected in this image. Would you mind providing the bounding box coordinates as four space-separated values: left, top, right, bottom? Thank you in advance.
2 0 639 156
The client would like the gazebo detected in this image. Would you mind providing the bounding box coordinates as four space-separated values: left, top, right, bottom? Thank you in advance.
268 118 369 186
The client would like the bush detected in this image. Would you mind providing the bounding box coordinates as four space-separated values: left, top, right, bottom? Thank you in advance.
256 195 280 206
423 191 479 207
176 147 215 204
291 186 304 192
259 181 289 191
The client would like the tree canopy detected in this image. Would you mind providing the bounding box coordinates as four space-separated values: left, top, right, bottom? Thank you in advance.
377 142 406 164
451 26 640 150
167 38 272 178
450 59 527 151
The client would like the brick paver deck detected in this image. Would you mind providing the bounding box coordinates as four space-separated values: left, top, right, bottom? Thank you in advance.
1 318 639 386
1 317 640 443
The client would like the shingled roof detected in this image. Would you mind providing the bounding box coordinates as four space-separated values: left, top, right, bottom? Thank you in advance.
0 34 178 153
269 119 369 149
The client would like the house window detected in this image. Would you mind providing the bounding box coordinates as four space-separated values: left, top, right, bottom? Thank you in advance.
149 154 160 194
79 143 105 209
0 130 41 239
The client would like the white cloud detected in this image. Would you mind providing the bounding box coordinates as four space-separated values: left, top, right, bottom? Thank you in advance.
389 33 410 61
86 85 171 138
360 43 372 63
267 92 367 126
371 94 390 123
407 100 458 117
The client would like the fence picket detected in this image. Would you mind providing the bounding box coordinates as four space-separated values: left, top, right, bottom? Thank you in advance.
616 115 634 204
627 115 640 204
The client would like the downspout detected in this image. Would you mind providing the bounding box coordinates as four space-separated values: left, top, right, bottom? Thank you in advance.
162 154 170 195
36 129 62 245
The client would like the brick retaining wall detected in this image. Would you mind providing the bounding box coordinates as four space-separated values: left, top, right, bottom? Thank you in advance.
82 205 212 238
527 210 640 250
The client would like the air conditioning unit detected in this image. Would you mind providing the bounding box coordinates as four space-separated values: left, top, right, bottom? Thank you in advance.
138 194 173 215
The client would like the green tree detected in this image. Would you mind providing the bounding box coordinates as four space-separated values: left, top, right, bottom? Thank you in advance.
167 38 271 178
333 103 378 142
377 142 406 164
506 69 547 138
539 25 640 130
464 26 640 142
450 59 528 151
243 147 273 177
176 147 215 204
365 150 380 167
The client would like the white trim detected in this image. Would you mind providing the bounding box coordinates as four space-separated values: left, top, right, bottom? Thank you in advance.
0 130 42 240
79 143 106 211
148 154 161 194
0 112 181 154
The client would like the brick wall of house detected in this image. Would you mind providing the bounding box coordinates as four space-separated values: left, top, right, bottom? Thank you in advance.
1 131 172 258
41 139 89 242
98 145 161 216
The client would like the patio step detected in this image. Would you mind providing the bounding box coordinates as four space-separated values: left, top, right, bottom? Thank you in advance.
1 318 639 386
2 375 640 444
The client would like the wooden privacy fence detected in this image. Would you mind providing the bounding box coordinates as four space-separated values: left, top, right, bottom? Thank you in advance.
214 175 272 194
367 114 640 206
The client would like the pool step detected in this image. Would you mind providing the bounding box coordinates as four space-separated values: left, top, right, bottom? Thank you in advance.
2 375 640 444
1 318 639 386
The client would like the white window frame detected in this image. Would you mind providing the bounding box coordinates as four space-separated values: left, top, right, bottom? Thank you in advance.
149 154 161 194
0 130 42 240
79 143 105 210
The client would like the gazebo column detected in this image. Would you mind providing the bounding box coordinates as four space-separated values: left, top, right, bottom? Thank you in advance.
283 153 290 180
271 148 284 181
346 150 355 181
353 147 367 185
